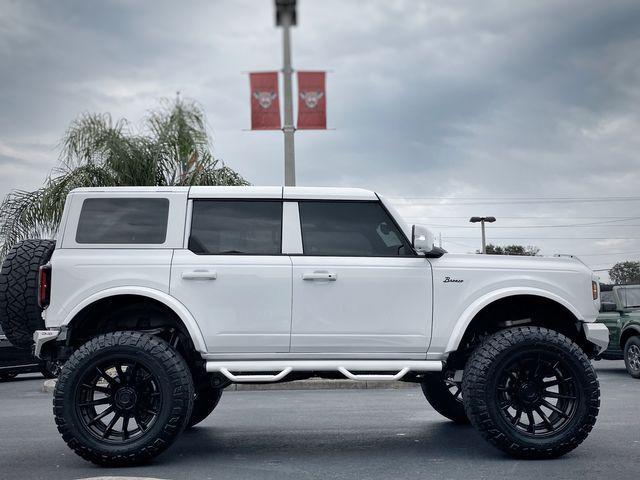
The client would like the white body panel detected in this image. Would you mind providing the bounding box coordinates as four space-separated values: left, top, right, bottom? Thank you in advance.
290 256 431 355
170 251 292 353
426 253 599 357
44 186 601 364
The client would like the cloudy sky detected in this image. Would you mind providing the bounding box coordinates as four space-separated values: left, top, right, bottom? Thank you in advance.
1 0 640 277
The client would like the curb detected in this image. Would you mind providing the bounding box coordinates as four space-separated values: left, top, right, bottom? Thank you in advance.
42 378 418 393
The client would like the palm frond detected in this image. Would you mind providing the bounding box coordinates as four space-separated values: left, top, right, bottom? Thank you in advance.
1 95 249 257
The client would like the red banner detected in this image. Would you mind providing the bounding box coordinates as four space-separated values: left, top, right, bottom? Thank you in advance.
297 71 326 130
250 72 281 130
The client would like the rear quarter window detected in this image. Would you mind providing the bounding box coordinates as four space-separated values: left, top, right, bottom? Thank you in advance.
75 198 169 244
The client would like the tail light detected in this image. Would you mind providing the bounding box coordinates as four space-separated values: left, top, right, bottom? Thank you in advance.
38 265 52 308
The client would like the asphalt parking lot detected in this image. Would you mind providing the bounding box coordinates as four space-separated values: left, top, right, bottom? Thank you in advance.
0 361 638 480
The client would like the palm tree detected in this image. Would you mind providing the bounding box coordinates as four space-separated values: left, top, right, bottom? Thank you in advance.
0 97 248 256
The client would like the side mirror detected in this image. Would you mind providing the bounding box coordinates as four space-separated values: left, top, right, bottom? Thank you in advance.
600 301 617 313
412 224 435 254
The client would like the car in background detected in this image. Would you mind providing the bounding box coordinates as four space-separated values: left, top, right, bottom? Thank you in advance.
0 325 57 381
596 284 640 378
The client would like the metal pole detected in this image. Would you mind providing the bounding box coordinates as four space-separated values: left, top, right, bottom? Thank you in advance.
481 220 486 254
281 11 296 186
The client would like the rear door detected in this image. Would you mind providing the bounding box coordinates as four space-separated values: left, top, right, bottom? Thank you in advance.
290 200 432 357
170 193 292 354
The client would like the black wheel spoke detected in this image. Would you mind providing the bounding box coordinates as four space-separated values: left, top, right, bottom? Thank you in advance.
79 397 112 408
96 367 118 387
115 365 126 383
541 400 569 418
526 410 536 433
543 391 576 400
122 414 131 440
103 413 121 438
512 407 522 425
135 412 149 432
535 407 555 431
87 405 115 426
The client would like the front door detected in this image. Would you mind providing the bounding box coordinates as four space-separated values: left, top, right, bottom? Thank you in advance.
170 199 291 353
290 200 432 356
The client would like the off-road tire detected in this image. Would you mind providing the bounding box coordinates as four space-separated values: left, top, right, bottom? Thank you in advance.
54 331 194 466
623 336 640 379
187 381 223 428
40 360 58 379
420 372 469 424
462 326 600 459
0 239 56 348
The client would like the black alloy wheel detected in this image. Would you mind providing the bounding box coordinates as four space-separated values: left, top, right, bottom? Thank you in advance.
495 351 579 437
75 359 163 442
463 326 600 459
54 331 194 466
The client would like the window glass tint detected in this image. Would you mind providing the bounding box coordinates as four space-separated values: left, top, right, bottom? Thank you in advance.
620 286 640 308
298 201 412 256
189 200 282 255
76 198 169 244
600 291 614 303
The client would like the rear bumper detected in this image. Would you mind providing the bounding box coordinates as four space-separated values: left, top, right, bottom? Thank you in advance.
583 322 609 352
33 330 60 359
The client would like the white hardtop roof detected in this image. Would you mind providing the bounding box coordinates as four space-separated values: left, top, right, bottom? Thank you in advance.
70 186 378 200
189 186 378 200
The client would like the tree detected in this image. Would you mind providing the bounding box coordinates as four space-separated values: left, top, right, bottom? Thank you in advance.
609 261 640 285
0 97 248 256
483 244 540 256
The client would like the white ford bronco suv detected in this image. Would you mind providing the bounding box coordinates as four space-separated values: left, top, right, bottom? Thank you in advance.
0 186 608 466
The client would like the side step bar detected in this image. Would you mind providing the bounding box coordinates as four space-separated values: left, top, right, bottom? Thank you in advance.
205 360 443 383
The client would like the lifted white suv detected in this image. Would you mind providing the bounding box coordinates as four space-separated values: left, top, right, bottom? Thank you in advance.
0 186 608 465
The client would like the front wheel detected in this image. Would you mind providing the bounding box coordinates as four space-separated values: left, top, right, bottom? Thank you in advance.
623 336 640 379
462 326 600 459
53 331 194 466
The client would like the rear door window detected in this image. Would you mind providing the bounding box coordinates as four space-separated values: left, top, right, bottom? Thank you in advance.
76 198 169 244
189 200 282 255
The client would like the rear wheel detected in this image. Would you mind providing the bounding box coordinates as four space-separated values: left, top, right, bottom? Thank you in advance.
623 336 640 379
420 371 468 424
463 326 600 459
187 380 223 428
54 331 194 466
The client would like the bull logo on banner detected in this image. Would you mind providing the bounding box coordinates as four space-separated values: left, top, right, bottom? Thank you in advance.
253 91 278 110
300 91 324 109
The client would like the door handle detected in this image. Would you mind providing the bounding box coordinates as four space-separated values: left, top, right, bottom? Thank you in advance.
302 271 337 281
182 270 217 280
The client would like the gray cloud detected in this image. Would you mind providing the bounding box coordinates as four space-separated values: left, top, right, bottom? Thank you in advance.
1 0 639 277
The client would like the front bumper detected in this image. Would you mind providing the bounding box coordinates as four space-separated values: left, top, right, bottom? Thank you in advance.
33 330 60 359
583 322 609 352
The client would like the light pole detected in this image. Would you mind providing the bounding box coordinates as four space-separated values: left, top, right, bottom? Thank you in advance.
470 216 496 254
276 0 297 186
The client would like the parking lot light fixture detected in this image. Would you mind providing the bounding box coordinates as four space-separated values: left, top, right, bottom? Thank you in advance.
469 216 496 254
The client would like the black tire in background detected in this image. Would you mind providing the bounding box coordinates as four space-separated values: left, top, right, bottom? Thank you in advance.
187 381 223 428
40 360 59 379
420 371 469 424
54 331 194 466
623 336 640 379
462 326 600 459
0 372 18 381
0 239 56 348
